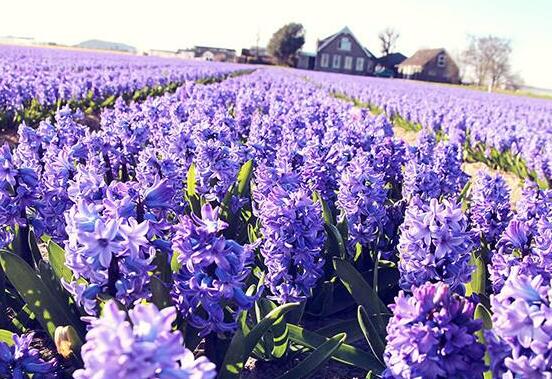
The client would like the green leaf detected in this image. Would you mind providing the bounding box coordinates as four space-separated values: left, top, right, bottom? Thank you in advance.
186 163 200 215
150 276 172 309
475 303 492 331
333 258 388 335
0 252 85 341
466 252 486 296
276 333 346 379
38 261 84 332
28 230 43 267
170 250 182 273
186 163 197 197
325 224 346 259
357 306 385 364
236 159 254 196
47 240 73 283
475 302 493 379
257 298 290 359
315 318 364 343
0 330 14 345
288 324 384 373
219 302 300 379
314 191 333 225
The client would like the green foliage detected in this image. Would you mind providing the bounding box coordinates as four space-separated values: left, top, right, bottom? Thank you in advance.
0 251 85 341
0 329 14 345
47 240 73 283
276 333 346 379
219 302 300 379
287 324 384 373
267 23 305 65
333 258 389 336
466 252 486 296
357 306 385 364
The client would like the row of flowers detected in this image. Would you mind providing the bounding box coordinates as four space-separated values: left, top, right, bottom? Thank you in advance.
0 45 247 128
303 70 552 188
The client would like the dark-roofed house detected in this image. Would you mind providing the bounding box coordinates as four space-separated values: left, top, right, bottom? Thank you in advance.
314 27 376 76
375 52 407 77
397 48 459 84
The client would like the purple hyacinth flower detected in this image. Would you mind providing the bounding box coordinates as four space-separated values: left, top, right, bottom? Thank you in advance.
74 300 216 379
383 282 486 379
171 203 256 335
489 267 552 378
398 197 474 291
0 332 60 378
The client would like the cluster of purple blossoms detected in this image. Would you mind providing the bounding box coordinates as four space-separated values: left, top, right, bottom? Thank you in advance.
74 300 216 379
402 159 442 201
489 220 538 292
194 138 244 203
0 332 60 378
336 152 388 252
433 142 469 196
468 170 511 246
398 197 474 291
299 140 340 206
402 138 467 201
489 181 552 292
171 204 256 335
368 137 407 197
383 282 486 379
515 180 552 230
63 177 175 314
488 268 552 378
254 164 326 304
0 143 40 248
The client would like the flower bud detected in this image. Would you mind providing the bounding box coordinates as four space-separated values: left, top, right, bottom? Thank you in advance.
54 326 81 358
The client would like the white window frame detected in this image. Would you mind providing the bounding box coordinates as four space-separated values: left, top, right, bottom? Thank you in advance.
320 53 330 68
344 56 353 70
437 53 446 67
332 54 341 69
339 37 352 51
355 57 364 71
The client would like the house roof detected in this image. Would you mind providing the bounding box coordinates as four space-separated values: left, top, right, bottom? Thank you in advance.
194 46 236 53
377 52 407 68
317 26 374 59
397 48 445 67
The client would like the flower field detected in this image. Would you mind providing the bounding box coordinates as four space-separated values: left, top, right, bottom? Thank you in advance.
0 45 245 129
1 46 551 378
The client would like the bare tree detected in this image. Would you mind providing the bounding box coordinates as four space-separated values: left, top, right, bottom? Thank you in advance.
462 35 514 89
378 28 399 56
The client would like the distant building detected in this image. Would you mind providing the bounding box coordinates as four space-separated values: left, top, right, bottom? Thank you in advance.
397 48 459 84
177 46 236 62
148 49 179 58
375 52 407 78
238 47 273 64
297 51 316 70
0 36 36 46
314 27 376 76
75 39 137 54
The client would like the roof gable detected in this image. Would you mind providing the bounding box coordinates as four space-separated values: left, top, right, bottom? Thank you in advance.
398 48 446 67
377 52 407 66
317 27 374 59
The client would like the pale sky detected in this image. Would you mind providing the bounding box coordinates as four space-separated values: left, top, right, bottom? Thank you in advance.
2 0 551 88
